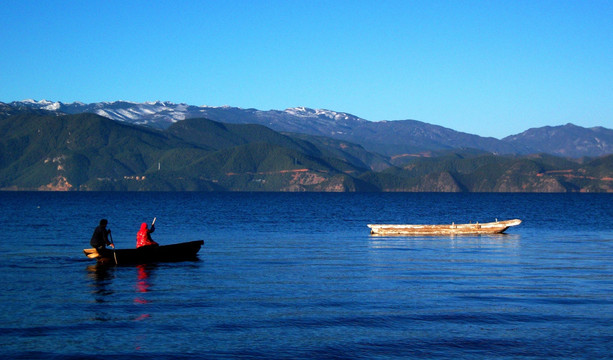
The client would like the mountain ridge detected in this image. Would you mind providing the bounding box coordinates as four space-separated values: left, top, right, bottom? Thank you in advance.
1 112 611 192
4 99 613 158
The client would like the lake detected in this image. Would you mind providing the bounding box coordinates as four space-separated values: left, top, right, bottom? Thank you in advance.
1 192 612 359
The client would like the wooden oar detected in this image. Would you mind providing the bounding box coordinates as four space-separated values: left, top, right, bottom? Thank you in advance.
109 231 118 264
109 231 115 249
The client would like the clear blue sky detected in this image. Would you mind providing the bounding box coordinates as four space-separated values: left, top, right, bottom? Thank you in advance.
1 0 611 138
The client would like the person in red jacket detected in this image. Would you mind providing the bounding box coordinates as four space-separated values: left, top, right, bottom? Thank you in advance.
136 222 158 248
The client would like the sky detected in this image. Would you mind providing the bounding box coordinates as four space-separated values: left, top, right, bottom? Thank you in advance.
1 0 612 138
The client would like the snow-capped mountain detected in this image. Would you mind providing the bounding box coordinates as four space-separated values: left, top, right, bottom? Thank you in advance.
19 99 63 111
6 99 613 157
12 100 198 128
8 100 366 133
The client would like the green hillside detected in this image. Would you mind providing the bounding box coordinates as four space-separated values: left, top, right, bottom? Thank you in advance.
362 152 613 192
0 113 175 189
1 113 611 192
167 118 389 171
0 113 372 191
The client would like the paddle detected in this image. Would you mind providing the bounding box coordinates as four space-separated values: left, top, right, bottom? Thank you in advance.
108 230 119 264
152 217 156 227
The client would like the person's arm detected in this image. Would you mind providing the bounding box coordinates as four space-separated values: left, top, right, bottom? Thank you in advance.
147 227 158 246
105 229 112 246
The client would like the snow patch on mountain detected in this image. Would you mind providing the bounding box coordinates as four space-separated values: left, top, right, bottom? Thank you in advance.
94 110 111 118
19 99 60 111
43 102 61 111
284 107 364 123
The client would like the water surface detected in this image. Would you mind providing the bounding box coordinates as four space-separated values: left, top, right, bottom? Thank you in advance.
0 192 612 359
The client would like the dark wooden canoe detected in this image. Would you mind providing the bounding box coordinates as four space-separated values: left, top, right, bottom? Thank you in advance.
83 240 204 265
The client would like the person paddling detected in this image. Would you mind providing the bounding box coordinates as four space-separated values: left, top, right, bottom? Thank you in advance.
90 219 114 256
136 219 158 248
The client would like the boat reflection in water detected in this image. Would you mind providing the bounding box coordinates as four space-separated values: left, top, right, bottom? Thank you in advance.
368 233 521 250
134 264 155 322
86 264 115 300
85 264 117 322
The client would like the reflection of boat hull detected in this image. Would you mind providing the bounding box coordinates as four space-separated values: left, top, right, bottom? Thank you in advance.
368 219 522 236
83 240 204 265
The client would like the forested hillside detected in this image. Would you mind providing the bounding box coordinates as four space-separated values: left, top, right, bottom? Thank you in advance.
1 113 611 192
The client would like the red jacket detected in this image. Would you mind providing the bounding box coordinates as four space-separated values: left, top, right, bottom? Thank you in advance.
136 223 158 248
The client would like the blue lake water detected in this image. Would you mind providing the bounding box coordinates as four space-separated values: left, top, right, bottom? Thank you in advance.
0 192 612 359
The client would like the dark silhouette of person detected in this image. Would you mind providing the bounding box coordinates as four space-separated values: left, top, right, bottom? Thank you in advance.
90 219 114 257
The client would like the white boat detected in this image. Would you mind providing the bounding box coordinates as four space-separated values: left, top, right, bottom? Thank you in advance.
367 219 522 236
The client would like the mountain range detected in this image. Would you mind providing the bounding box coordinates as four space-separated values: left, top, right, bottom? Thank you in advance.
6 99 613 158
1 104 611 192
